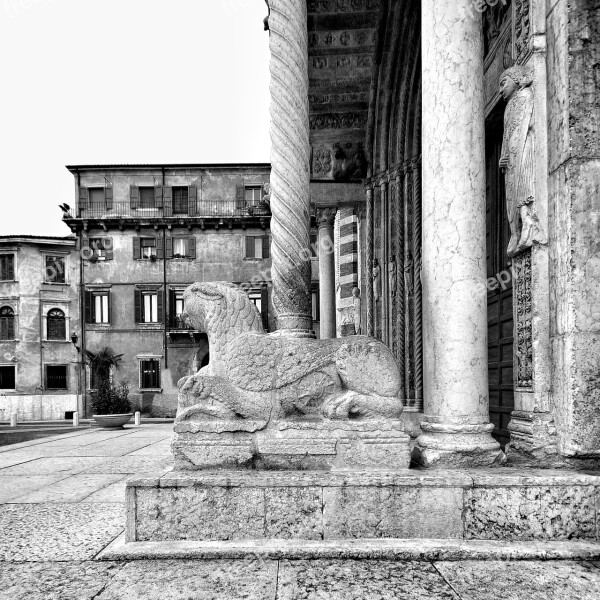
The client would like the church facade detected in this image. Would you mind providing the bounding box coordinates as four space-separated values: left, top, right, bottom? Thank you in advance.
288 0 599 464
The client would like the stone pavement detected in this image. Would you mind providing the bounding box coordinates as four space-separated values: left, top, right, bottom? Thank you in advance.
0 424 599 599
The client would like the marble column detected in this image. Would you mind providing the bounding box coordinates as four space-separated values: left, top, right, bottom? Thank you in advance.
415 1 504 467
365 184 374 337
268 0 313 337
317 208 337 339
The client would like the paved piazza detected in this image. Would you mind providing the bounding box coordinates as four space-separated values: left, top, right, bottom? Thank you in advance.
0 424 598 599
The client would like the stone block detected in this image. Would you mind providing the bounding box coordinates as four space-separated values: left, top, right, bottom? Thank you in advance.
322 485 464 539
264 487 323 540
133 486 265 542
464 485 597 540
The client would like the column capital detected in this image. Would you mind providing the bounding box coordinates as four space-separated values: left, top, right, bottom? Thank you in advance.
316 207 337 228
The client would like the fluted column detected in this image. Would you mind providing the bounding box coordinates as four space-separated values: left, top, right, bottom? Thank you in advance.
268 0 313 336
415 1 504 467
317 208 337 339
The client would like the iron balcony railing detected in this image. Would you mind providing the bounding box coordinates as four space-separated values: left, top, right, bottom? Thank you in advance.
67 201 271 220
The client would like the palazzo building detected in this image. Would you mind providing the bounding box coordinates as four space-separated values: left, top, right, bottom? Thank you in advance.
266 0 600 465
61 163 287 417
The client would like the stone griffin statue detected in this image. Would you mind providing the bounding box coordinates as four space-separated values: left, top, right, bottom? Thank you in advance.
176 282 402 427
499 65 539 258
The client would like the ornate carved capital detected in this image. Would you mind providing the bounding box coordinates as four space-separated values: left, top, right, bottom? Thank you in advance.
317 208 337 228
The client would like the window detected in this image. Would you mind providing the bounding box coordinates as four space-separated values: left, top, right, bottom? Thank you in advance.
140 359 160 389
172 187 189 214
0 307 15 340
245 236 270 259
45 255 66 283
173 238 188 258
88 187 104 206
143 292 158 323
141 238 157 259
0 254 15 281
170 290 187 328
133 237 163 260
310 233 318 257
45 365 68 390
135 289 162 324
248 287 269 331
89 238 113 260
245 186 263 206
139 187 156 209
86 291 110 324
47 309 66 340
249 291 262 313
0 366 15 390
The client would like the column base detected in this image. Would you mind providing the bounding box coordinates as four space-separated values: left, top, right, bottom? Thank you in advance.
413 416 506 468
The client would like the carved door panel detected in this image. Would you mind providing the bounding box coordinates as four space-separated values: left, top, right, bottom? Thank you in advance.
486 107 514 445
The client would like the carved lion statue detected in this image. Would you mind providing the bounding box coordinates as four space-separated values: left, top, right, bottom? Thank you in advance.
176 282 403 425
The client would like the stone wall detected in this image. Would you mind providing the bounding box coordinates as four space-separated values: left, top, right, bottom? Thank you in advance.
547 0 600 456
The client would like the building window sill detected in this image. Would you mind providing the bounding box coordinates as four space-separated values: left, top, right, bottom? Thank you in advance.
139 388 162 393
43 282 69 287
0 280 17 283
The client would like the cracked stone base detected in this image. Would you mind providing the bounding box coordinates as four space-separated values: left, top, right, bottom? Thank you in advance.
412 445 507 469
172 419 411 471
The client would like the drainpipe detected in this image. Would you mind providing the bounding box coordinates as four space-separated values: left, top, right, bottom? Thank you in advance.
38 291 44 420
163 226 168 370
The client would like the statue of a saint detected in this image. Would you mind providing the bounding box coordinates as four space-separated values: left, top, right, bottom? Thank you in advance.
499 65 538 258
352 287 361 335
372 259 381 302
388 256 397 297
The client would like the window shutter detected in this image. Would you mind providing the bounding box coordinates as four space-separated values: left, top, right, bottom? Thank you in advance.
163 186 173 217
107 291 112 324
188 186 197 216
188 237 196 259
165 237 173 259
104 238 114 261
104 186 113 209
130 185 139 209
7 256 14 280
262 236 270 259
157 290 164 323
0 259 6 281
236 185 245 210
168 288 176 328
79 187 89 213
261 286 269 331
85 290 93 324
134 289 142 323
133 237 141 260
155 185 164 209
156 237 164 259
246 236 255 259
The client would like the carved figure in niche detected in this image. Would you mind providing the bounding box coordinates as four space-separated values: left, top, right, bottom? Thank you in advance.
372 259 381 301
404 252 414 295
388 256 397 297
499 65 539 258
352 287 361 335
176 282 403 425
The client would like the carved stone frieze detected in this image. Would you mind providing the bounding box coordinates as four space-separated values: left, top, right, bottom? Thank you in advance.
308 0 380 14
312 148 332 177
309 112 369 130
514 249 533 389
309 28 376 50
483 0 512 57
514 0 531 65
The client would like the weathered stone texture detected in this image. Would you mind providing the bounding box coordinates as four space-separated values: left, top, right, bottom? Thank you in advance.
264 487 323 540
465 485 597 540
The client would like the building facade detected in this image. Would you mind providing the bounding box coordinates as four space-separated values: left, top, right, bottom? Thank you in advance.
0 236 81 421
62 164 280 417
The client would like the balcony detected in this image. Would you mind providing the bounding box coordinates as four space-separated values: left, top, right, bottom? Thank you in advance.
66 201 271 220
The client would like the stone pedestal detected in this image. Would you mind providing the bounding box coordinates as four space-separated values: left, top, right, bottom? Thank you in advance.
173 419 411 471
416 0 504 467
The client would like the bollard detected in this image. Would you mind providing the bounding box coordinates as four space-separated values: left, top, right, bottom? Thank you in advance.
73 411 79 428
135 411 141 426
10 413 17 428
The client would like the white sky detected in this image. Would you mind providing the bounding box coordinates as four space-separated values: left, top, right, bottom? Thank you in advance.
0 0 271 237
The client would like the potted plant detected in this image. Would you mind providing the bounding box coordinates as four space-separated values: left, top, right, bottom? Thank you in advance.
86 347 132 428
90 380 132 429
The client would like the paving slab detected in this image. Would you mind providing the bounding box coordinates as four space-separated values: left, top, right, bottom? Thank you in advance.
0 475 70 504
434 560 600 599
85 456 173 474
94 559 278 600
0 503 124 561
56 438 158 457
0 561 125 600
277 559 460 599
9 473 125 503
81 477 129 504
126 441 173 456
0 457 105 476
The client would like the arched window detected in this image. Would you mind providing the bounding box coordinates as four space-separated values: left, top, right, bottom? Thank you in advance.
47 309 66 341
0 306 15 340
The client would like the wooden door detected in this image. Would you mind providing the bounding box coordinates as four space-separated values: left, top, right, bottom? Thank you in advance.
486 106 514 445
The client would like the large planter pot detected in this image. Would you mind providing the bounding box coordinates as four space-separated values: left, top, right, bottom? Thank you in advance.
93 413 133 429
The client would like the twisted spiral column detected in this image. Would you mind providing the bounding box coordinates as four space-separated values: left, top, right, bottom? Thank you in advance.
395 170 406 401
365 184 374 337
412 156 423 411
268 0 313 336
